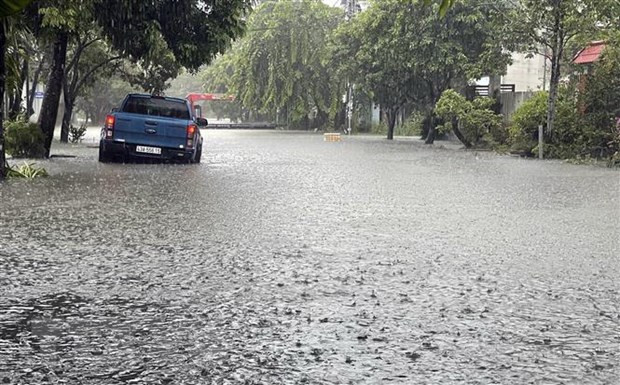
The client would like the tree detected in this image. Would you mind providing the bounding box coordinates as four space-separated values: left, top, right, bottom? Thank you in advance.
233 0 344 128
60 35 121 142
29 0 251 157
435 89 503 148
22 36 46 118
94 0 251 72
332 0 511 140
0 0 33 181
580 35 620 159
0 0 32 16
424 0 456 16
117 30 181 95
0 21 8 180
511 0 618 141
27 0 81 157
167 69 203 98
5 20 33 120
201 53 245 122
76 76 132 126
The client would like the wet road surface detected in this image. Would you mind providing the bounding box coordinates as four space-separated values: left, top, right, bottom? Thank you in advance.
1 130 619 384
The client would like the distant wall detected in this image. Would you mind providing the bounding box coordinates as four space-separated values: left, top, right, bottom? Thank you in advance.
500 91 535 122
503 52 549 92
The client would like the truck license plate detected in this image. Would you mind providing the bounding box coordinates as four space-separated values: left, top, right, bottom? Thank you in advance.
136 146 161 155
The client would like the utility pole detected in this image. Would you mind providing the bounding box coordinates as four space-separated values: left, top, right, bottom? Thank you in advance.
342 0 359 134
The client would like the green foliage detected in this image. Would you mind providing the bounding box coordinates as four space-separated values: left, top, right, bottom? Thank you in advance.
371 122 388 136
464 108 504 146
581 37 620 137
579 40 620 161
434 90 468 122
331 0 513 138
69 124 87 143
509 76 619 160
93 0 252 72
7 162 48 178
426 0 457 16
512 0 618 57
120 27 181 94
76 77 133 125
4 118 46 158
509 91 548 152
509 0 618 135
200 52 246 122
509 89 584 156
435 90 504 147
396 114 423 137
232 0 344 128
0 0 32 16
608 137 620 167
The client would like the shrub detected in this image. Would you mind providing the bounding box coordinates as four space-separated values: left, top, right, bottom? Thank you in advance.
371 121 388 136
510 83 617 159
395 113 423 137
509 91 547 154
580 39 620 160
4 118 46 158
7 162 48 179
463 108 505 146
510 38 620 161
69 124 87 143
435 89 504 147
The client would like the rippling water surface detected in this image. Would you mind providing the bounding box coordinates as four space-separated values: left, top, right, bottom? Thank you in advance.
1 131 619 384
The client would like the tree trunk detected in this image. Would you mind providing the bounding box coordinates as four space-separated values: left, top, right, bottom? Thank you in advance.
38 31 68 158
425 113 436 144
9 59 27 120
60 97 74 143
386 108 397 140
27 57 44 118
488 74 501 98
546 52 561 140
60 81 72 143
0 22 7 180
315 110 328 129
452 117 472 148
546 5 563 141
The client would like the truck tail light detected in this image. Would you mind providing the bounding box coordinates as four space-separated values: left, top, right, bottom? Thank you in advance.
105 115 115 139
186 124 197 148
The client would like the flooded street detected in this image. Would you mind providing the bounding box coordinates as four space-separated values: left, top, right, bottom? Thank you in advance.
1 131 619 384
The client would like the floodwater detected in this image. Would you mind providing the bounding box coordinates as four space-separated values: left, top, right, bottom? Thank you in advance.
1 131 619 384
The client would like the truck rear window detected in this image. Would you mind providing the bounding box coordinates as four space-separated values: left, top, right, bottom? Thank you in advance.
122 96 190 120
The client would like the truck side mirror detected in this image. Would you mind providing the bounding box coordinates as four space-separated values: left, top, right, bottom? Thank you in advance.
196 117 208 127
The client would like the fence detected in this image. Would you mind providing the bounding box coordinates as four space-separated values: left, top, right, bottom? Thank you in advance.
473 84 516 97
499 91 535 122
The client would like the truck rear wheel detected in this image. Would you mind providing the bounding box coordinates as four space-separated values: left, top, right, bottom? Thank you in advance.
194 144 202 164
98 142 111 163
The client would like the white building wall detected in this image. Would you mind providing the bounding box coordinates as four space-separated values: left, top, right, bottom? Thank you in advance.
502 52 549 92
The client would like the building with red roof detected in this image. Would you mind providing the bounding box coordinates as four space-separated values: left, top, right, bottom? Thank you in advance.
573 41 607 66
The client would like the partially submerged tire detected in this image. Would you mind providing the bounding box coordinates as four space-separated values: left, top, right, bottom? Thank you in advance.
193 144 202 164
98 142 111 163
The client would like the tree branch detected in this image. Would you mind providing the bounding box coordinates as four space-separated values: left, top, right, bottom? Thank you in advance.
74 56 122 96
65 36 102 74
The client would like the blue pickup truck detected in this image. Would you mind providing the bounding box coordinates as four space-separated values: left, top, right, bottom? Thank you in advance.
98 94 206 163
